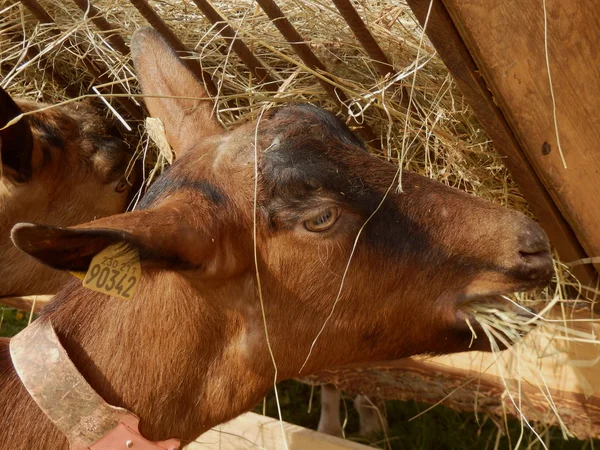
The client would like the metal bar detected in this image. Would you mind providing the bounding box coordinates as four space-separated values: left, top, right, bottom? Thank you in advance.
19 0 53 23
191 0 277 87
6 31 80 99
255 0 338 100
332 0 413 113
127 0 218 96
330 0 393 78
255 0 379 147
20 0 143 120
70 0 129 56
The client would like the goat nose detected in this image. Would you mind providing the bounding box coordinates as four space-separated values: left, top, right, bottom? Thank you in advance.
518 221 550 258
516 219 553 279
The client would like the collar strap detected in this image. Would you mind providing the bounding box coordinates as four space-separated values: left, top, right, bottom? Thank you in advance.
10 319 180 450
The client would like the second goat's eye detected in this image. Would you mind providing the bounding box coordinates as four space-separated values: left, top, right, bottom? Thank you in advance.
115 178 129 193
304 207 340 232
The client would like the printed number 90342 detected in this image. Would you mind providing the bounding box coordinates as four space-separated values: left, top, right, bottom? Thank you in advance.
84 264 137 298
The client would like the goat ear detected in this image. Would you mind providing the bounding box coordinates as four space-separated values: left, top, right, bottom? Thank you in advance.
11 204 217 272
131 27 222 158
0 87 33 182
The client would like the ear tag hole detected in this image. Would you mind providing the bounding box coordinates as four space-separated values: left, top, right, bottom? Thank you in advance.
77 244 141 301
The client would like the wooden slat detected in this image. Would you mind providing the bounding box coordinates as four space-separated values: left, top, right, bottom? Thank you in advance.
0 295 52 314
18 0 53 23
189 412 374 450
405 0 597 285
438 0 600 275
190 0 277 87
307 357 600 440
127 0 218 96
255 0 343 103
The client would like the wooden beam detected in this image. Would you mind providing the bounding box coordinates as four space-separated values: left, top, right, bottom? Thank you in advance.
305 308 600 440
70 0 130 56
439 0 600 276
189 412 374 449
330 0 393 78
331 0 413 112
306 357 600 440
190 0 277 87
405 0 597 285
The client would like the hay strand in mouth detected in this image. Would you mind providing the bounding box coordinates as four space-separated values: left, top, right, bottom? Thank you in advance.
461 286 600 445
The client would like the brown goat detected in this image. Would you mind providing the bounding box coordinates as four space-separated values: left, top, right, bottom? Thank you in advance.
0 87 134 298
0 28 553 448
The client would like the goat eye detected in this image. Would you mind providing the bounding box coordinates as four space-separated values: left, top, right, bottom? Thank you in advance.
304 207 340 232
115 178 129 193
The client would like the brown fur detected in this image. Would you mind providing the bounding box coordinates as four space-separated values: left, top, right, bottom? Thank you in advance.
0 28 554 448
0 89 134 296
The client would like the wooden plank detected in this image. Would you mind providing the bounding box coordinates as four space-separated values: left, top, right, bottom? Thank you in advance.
405 0 597 285
331 0 412 111
0 295 52 314
307 358 600 440
439 0 600 274
70 0 130 56
188 412 374 450
306 308 600 439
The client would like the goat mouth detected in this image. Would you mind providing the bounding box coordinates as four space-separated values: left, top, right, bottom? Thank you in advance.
456 294 535 322
453 292 538 344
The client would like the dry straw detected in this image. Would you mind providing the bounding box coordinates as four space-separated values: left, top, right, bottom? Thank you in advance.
1 0 599 448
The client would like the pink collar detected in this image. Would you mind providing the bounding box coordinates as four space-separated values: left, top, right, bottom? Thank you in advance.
10 319 180 450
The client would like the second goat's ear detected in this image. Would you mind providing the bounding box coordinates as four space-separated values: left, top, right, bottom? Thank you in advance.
0 86 33 182
131 27 223 158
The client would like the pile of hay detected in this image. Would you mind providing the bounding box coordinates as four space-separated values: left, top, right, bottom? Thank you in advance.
1 0 518 204
1 0 596 447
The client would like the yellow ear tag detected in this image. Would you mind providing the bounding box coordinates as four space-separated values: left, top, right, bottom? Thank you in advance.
69 271 86 281
81 244 141 300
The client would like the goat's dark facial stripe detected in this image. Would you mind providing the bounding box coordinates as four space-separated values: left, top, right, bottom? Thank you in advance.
139 172 226 209
29 115 66 152
89 135 132 182
258 104 532 283
260 108 435 259
23 104 132 181
40 145 53 167
270 104 366 150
